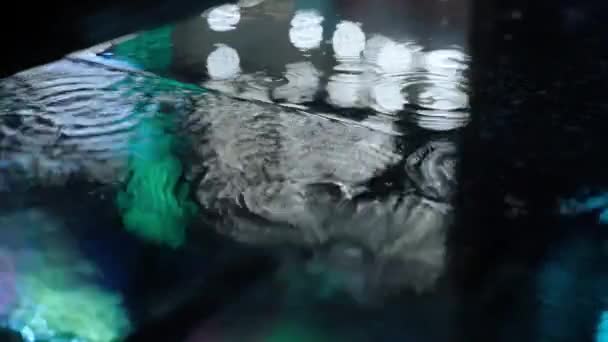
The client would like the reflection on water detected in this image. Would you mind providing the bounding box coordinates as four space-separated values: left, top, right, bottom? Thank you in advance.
1 55 456 302
327 73 366 109
289 10 324 52
0 60 198 188
332 21 366 60
364 35 417 74
187 92 402 246
5 1 608 341
206 4 241 32
206 44 241 80
0 0 469 339
412 48 469 130
273 61 321 103
333 33 419 114
164 0 470 131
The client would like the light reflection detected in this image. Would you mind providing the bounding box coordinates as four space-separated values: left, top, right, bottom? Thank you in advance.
328 21 368 110
273 61 321 103
363 35 418 114
417 80 468 111
414 114 469 131
206 4 241 32
410 48 470 131
364 35 417 74
329 33 419 114
369 79 405 114
206 44 241 80
327 73 367 108
0 59 200 188
204 71 279 103
332 21 366 60
424 48 468 79
325 21 471 123
289 10 324 51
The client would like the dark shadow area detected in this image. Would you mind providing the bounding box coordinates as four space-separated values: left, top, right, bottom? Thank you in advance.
0 178 278 341
0 0 229 77
452 0 608 340
0 328 22 342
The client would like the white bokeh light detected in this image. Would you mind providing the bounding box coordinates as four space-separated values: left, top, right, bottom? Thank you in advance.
410 47 470 130
364 35 415 74
289 10 324 51
332 21 366 59
206 44 241 80
206 4 241 32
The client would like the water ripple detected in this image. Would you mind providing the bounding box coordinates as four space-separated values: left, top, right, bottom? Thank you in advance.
0 55 457 298
0 59 194 186
187 92 401 245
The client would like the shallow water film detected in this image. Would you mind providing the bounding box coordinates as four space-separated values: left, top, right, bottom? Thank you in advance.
2 0 608 341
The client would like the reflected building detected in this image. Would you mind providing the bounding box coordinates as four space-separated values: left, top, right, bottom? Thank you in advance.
0 60 139 187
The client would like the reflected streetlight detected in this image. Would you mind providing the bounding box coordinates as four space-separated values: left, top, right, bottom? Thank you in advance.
289 10 324 51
